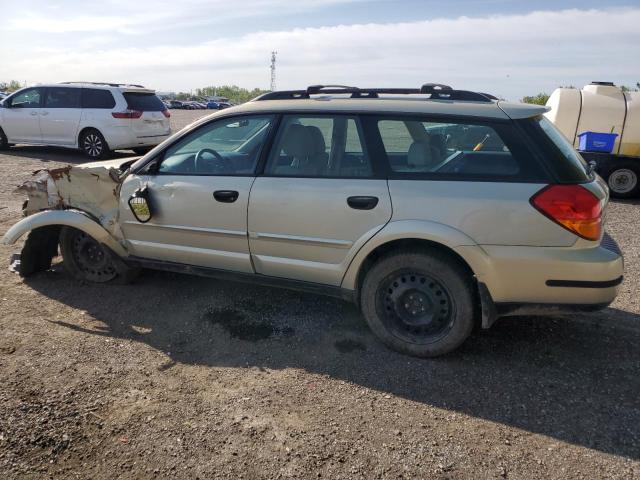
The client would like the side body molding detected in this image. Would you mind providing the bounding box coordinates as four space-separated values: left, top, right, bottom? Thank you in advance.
2 209 128 257
340 219 491 291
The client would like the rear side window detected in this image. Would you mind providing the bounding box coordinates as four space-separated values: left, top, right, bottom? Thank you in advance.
44 87 81 108
375 117 547 182
124 92 166 111
265 115 372 178
81 89 116 109
520 115 590 183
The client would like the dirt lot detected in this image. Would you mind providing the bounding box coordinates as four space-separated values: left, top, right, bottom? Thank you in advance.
0 110 638 479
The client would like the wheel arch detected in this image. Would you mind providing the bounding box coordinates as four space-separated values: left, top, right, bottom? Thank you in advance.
2 209 127 258
343 220 485 290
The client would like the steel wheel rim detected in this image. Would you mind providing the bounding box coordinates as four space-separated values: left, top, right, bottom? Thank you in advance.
608 169 637 194
83 133 103 157
70 231 116 282
376 270 455 344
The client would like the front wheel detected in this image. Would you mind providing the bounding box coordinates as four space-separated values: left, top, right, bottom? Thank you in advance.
80 129 111 160
360 251 475 357
606 165 639 198
60 227 137 283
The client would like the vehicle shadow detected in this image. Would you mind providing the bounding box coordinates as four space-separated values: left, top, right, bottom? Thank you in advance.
5 145 136 164
25 265 640 460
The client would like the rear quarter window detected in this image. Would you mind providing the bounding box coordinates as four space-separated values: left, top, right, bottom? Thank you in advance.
373 116 549 182
518 115 590 183
124 93 166 111
81 89 116 109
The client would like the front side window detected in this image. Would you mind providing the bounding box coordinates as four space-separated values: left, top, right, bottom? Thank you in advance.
9 88 42 108
377 117 545 181
44 87 81 108
265 115 372 178
158 115 274 175
81 89 116 109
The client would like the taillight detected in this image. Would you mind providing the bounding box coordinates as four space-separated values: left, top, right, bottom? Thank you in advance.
530 184 602 241
162 109 170 118
112 110 143 119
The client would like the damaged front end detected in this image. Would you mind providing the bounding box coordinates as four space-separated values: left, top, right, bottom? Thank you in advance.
5 158 138 276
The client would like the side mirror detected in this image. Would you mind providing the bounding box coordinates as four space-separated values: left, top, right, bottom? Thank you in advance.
128 186 153 223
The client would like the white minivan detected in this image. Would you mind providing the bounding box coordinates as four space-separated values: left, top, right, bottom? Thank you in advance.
0 82 172 159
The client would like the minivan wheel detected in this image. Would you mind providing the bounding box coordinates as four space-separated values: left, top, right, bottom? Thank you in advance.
0 127 9 149
360 251 475 357
80 129 110 159
60 227 137 284
606 165 639 198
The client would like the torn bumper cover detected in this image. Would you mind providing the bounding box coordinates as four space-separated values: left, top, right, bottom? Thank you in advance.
3 159 136 276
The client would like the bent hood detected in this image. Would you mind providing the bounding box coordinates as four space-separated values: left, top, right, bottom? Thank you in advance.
14 157 139 240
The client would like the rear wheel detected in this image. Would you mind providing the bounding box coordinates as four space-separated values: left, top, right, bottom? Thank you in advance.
132 147 152 155
0 127 9 150
606 164 639 198
60 227 137 283
360 250 475 357
80 129 110 160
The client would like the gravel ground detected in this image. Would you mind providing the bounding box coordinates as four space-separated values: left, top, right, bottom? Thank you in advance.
0 110 638 479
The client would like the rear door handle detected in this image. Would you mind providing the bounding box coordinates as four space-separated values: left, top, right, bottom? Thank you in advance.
41 111 49 116
347 196 379 210
30 111 38 116
213 190 239 203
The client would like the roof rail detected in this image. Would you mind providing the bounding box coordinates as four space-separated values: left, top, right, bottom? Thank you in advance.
254 83 495 102
60 81 147 88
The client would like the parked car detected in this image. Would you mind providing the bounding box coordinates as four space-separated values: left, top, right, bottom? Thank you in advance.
0 82 171 159
169 100 185 109
2 83 623 358
207 101 221 109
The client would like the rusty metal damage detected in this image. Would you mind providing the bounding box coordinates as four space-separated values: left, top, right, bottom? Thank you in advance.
12 159 134 276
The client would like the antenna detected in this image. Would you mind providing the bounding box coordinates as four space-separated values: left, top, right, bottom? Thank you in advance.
270 51 277 91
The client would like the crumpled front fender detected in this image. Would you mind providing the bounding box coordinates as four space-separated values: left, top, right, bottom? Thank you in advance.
2 209 128 258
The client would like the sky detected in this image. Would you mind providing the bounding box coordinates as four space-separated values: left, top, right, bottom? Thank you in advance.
0 0 639 101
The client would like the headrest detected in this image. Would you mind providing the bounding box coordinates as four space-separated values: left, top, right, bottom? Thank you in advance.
408 141 433 167
281 123 313 159
306 126 326 155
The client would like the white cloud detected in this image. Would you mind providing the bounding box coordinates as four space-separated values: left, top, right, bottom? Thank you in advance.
6 0 363 34
2 7 640 100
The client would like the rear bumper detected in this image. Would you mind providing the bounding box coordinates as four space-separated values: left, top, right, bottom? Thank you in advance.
458 233 624 307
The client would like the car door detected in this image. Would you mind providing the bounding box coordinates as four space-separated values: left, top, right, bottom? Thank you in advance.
248 114 392 286
1 87 43 143
119 114 275 273
40 86 82 145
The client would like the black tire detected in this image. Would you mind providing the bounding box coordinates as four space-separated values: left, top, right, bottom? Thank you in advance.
132 147 152 155
360 250 475 357
79 129 111 160
0 127 9 150
60 227 138 284
605 164 640 198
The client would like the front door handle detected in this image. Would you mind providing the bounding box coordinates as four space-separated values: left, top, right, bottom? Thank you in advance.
30 111 38 116
347 196 379 210
213 190 239 203
41 111 49 116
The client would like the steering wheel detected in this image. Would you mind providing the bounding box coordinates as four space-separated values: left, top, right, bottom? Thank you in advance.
193 148 229 173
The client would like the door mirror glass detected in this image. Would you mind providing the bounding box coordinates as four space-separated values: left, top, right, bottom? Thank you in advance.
128 187 152 222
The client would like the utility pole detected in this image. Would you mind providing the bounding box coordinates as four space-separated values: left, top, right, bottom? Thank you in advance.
270 51 277 91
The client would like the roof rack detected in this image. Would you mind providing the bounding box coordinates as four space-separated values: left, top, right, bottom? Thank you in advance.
60 81 147 88
254 83 495 103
